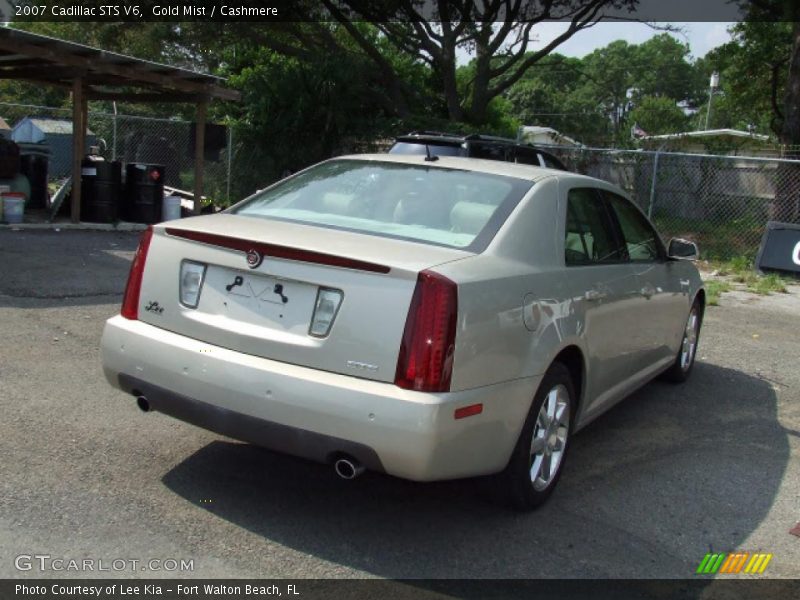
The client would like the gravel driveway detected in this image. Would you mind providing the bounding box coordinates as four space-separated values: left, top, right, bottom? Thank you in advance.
1 230 798 582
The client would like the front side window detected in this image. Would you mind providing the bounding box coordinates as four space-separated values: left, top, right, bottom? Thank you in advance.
513 147 541 166
232 159 533 252
542 154 566 170
604 192 663 262
564 188 624 265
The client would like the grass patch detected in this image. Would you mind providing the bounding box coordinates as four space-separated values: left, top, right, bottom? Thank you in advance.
706 256 791 297
727 255 752 274
704 280 732 306
746 273 788 295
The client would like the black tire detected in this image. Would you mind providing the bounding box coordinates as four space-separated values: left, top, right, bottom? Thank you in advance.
661 299 703 384
501 362 575 511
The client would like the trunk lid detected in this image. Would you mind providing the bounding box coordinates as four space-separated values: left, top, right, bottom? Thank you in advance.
136 214 471 383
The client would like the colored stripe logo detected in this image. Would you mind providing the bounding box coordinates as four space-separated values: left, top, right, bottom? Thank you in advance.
696 552 772 574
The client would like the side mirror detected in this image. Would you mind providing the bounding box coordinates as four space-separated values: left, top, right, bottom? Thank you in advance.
668 237 699 260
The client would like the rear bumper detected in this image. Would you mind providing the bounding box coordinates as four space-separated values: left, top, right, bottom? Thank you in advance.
117 373 386 472
101 316 539 481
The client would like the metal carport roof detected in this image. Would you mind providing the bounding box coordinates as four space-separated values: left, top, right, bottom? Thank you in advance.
0 27 240 222
0 27 240 102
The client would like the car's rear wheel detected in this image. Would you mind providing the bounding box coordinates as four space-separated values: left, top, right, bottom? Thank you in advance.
502 362 574 511
662 300 702 383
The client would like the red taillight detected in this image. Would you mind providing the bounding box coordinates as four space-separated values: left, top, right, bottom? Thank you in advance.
121 226 154 320
395 270 458 393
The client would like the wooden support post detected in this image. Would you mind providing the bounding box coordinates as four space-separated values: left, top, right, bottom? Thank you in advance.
81 96 88 143
70 78 85 223
193 101 207 215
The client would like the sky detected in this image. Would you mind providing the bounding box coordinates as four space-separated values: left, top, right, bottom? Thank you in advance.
532 22 735 59
456 22 735 64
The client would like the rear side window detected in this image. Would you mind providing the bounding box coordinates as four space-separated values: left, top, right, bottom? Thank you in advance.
233 159 533 252
603 192 664 262
470 143 510 161
565 188 624 265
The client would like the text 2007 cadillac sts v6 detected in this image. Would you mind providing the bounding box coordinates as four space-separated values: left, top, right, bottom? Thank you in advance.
102 154 703 510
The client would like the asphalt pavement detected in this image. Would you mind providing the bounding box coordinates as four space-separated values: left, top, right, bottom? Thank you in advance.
1 229 798 582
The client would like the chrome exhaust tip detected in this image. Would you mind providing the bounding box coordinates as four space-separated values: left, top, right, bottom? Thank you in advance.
136 396 150 413
334 457 364 480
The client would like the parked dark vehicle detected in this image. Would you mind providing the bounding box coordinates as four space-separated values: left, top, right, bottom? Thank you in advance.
390 131 568 171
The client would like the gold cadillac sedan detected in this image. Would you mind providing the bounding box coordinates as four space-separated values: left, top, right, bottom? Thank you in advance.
101 154 704 510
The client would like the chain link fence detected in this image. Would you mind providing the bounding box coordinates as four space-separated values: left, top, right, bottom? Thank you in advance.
5 101 800 257
1 101 395 210
544 146 800 259
1 101 233 204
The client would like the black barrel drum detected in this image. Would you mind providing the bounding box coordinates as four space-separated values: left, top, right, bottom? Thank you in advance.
125 163 165 224
81 157 122 223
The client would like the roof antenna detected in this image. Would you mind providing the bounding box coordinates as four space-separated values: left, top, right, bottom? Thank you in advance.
424 144 439 162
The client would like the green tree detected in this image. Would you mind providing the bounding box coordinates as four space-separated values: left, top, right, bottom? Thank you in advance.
627 95 688 135
577 34 698 139
251 0 637 125
504 32 706 145
729 0 800 223
504 54 610 144
702 21 793 136
209 25 432 195
580 40 636 134
631 34 700 104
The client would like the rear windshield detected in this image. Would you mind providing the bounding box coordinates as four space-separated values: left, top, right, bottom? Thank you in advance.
232 159 533 251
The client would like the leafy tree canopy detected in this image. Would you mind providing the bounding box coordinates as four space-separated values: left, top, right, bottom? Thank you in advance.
628 95 689 135
702 21 793 136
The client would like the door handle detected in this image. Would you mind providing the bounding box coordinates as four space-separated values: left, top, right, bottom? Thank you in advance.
584 289 606 301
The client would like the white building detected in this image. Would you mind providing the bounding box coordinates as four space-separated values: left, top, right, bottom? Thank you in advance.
637 128 776 157
518 126 583 148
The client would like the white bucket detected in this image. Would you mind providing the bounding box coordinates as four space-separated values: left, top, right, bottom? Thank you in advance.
2 193 25 224
162 195 182 222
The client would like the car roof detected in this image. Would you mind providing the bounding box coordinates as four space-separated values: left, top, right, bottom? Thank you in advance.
337 153 590 182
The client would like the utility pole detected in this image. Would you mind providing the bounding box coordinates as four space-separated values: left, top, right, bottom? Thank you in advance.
704 71 719 130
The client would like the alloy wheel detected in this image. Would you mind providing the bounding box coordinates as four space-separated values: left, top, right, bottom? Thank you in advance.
529 384 570 491
680 308 699 371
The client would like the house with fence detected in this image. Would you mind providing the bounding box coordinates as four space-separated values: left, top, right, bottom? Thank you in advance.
11 117 96 178
519 126 583 148
638 128 777 157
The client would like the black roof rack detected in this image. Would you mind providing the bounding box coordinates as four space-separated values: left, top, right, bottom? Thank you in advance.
401 131 467 142
398 131 546 148
391 130 569 171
